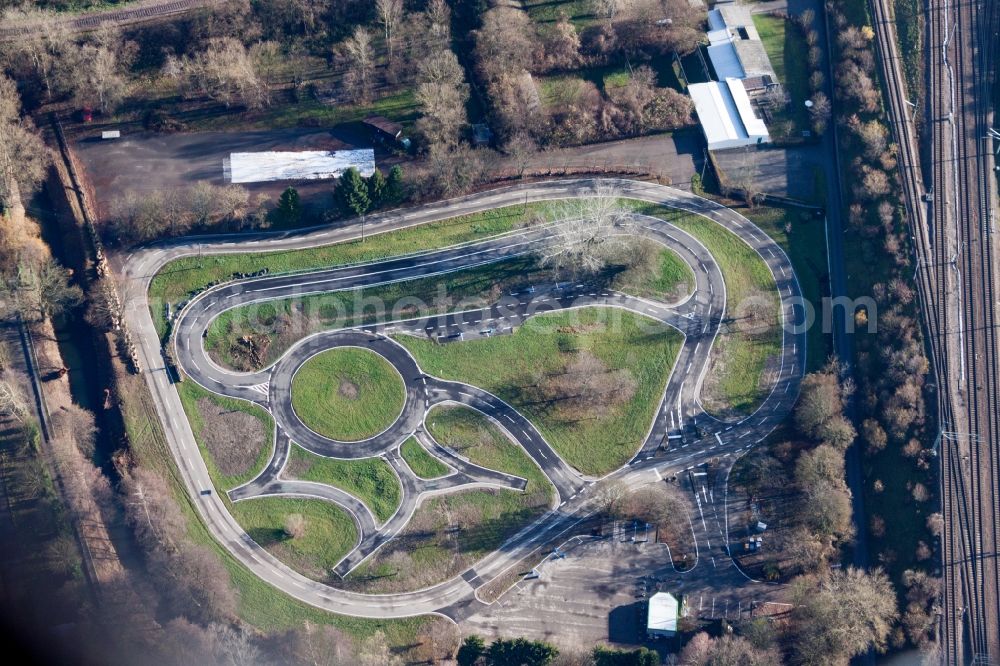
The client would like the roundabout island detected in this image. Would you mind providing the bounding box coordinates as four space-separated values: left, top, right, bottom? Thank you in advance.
123 178 807 620
290 347 406 443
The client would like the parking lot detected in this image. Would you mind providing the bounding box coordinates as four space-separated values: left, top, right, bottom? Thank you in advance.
464 520 792 651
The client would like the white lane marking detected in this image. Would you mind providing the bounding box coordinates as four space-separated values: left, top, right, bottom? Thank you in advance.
715 432 723 446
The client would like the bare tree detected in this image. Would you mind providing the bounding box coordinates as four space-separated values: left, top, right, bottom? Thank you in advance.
424 0 452 50
376 0 404 63
415 50 469 149
212 624 262 665
340 27 375 104
356 630 403 666
185 38 269 109
52 403 97 459
16 258 83 321
791 567 899 665
1 7 69 100
593 479 628 518
504 131 538 179
474 5 535 82
282 622 353 666
284 513 306 539
0 75 50 220
539 188 635 275
0 379 29 424
57 25 135 113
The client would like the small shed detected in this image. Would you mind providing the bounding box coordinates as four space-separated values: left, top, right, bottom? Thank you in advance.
472 123 493 146
647 591 681 638
363 115 403 142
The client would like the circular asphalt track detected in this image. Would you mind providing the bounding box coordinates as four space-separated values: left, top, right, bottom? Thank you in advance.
120 179 807 620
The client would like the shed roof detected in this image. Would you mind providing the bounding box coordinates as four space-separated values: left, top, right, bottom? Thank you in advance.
647 592 679 635
363 115 403 138
707 41 745 80
688 79 769 150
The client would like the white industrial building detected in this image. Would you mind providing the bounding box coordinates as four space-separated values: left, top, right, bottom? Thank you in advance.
688 3 778 150
706 5 777 81
689 78 770 150
224 149 375 184
647 591 681 638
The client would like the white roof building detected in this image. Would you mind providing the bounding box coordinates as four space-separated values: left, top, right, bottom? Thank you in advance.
647 592 680 637
705 6 775 81
225 149 375 184
689 78 770 150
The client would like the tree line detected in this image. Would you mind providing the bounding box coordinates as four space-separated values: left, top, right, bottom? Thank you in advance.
828 0 939 653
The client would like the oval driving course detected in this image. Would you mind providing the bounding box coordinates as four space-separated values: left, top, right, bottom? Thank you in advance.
123 178 808 620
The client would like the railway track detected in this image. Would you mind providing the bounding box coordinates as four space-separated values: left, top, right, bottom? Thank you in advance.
871 0 999 660
928 0 1000 661
0 0 215 39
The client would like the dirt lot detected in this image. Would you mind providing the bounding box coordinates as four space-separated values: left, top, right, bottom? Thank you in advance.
72 126 394 219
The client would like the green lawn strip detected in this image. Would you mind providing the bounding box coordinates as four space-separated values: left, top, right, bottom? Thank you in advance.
400 436 450 479
396 307 683 475
204 256 545 370
893 0 923 99
346 406 552 593
229 497 358 582
752 14 811 137
426 404 554 506
632 203 782 415
291 348 405 443
118 372 433 640
175 379 274 490
524 0 596 29
149 202 556 339
744 206 831 371
285 445 401 524
611 239 695 302
189 90 419 133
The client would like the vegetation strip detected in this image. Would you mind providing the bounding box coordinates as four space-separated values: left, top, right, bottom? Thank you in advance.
229 496 358 582
400 436 450 479
175 379 274 490
632 202 782 415
150 202 557 338
285 445 401 524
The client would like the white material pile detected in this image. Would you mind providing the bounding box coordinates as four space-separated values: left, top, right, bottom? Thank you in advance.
226 149 375 184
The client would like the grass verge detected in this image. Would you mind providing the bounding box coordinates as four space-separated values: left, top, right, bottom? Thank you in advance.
611 238 695 302
744 206 831 371
230 497 358 582
634 203 782 416
400 437 449 479
396 306 683 475
176 379 274 490
291 348 405 443
285 445 401 523
752 14 811 139
426 405 553 505
345 405 553 593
